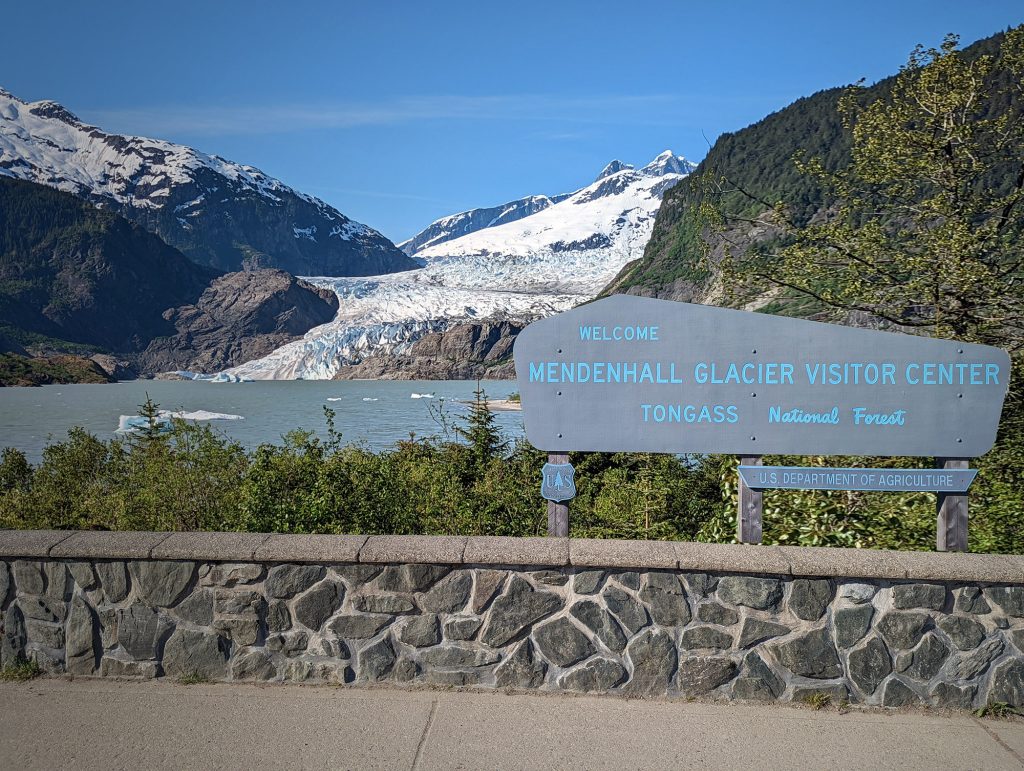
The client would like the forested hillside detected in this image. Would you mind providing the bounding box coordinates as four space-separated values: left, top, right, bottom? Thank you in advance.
606 29 1020 306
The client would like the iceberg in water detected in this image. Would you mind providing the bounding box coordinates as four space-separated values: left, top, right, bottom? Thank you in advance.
117 409 244 432
410 393 434 399
362 397 379 402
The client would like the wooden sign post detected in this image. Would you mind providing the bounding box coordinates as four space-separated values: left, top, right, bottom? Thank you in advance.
544 452 571 537
936 458 969 552
737 455 763 544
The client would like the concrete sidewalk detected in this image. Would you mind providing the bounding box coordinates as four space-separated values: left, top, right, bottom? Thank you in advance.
0 679 1022 770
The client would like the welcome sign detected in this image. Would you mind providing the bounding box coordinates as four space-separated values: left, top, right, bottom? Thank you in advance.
513 296 1011 457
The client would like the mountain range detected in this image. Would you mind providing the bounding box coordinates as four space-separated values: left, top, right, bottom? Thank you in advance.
0 88 416 276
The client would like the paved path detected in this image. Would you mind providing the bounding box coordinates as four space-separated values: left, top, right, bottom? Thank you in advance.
1 678 1023 769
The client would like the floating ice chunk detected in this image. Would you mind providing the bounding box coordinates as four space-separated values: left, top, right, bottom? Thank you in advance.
173 410 244 421
326 397 344 401
410 393 434 399
117 409 243 432
362 397 379 402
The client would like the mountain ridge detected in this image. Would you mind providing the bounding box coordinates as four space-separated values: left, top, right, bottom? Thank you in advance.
0 87 418 277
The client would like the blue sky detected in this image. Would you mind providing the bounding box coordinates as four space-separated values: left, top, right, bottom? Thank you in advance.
2 1 1022 242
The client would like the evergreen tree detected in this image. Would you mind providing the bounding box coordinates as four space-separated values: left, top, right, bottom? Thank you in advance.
456 383 508 469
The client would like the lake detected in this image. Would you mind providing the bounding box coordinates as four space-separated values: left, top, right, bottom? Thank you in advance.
0 380 525 463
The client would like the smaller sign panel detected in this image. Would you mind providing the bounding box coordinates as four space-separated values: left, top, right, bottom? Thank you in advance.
738 465 978 493
541 462 576 502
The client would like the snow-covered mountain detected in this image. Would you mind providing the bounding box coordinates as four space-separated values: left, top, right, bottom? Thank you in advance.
0 87 416 276
398 193 572 256
227 151 693 379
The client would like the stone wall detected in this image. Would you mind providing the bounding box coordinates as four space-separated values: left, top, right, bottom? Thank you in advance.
1 530 1023 709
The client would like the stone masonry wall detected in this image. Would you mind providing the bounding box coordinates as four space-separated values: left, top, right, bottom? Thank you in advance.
1 531 1023 709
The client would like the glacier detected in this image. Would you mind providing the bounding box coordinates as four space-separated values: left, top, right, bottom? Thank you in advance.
227 151 695 380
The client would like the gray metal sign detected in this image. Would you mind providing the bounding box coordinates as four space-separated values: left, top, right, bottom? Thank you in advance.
513 295 1010 457
738 465 978 492
541 462 576 501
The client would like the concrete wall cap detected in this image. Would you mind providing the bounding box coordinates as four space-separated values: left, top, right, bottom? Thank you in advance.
48 531 171 560
0 530 76 558
675 542 790 576
570 538 677 569
1 530 1022 584
358 535 467 564
151 532 272 561
254 534 367 564
464 536 568 566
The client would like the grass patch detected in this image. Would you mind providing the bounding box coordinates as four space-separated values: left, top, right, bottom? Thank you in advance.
974 701 1023 718
0 657 43 682
802 692 831 711
177 671 211 685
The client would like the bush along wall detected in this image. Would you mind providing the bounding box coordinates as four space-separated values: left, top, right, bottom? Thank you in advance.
1 531 1023 710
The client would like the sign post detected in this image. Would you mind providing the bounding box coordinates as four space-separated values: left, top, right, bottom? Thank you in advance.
737 455 763 544
936 458 969 552
541 453 574 536
514 295 1010 551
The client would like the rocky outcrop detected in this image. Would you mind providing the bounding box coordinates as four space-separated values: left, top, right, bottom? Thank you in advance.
137 270 339 374
332 320 522 380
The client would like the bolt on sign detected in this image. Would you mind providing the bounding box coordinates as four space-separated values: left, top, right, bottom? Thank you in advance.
513 295 1011 549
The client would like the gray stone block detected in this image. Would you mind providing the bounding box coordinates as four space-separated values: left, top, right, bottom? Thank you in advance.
13 560 44 595
882 678 919 707
681 626 733 650
571 538 676 569
96 561 129 603
931 682 976 710
559 658 626 692
254 534 367 564
639 584 691 627
878 611 930 650
162 628 228 680
352 594 415 614
986 586 1024 617
534 618 596 667
788 579 832 621
399 614 441 647
905 634 949 681
471 570 507 613
717 576 783 610
738 618 790 648
463 536 568 566
419 571 472 613
698 602 739 627
773 627 842 679
357 635 396 681
117 603 162 659
377 564 450 594
495 639 546 689
572 570 605 595
570 600 627 653
938 615 986 651
174 590 214 626
625 630 678 696
359 535 466 565
479 576 561 648
418 646 498 668
988 659 1024 707
951 637 1004 680
128 561 195 607
330 614 392 639
231 648 277 681
848 637 892 695
265 564 326 599
604 585 649 634
835 605 874 649
677 656 737 696
444 617 482 641
892 583 946 611
293 581 343 631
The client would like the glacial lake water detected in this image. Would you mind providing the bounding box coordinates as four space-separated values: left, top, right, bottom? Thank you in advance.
0 379 525 464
